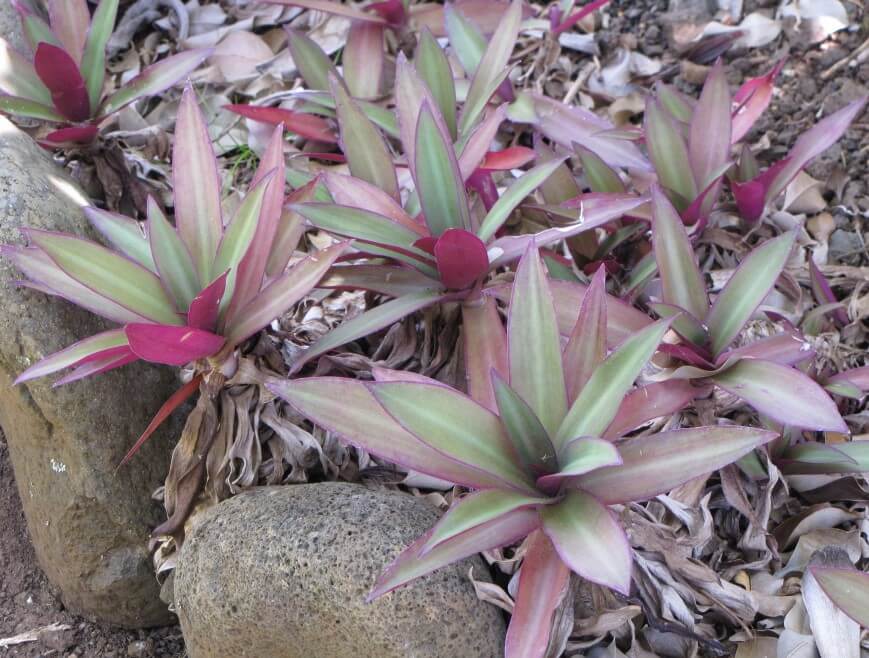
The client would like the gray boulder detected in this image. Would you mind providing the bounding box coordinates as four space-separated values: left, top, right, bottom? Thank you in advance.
0 118 181 627
174 483 507 658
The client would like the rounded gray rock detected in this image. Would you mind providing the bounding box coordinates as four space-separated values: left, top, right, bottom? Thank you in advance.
0 119 182 627
175 483 506 658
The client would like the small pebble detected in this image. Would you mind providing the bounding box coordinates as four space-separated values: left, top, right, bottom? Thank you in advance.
127 639 152 657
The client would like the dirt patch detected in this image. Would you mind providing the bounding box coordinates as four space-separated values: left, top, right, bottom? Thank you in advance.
0 436 184 658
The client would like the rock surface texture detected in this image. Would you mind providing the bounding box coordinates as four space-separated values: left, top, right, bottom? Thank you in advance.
174 483 507 658
0 118 181 627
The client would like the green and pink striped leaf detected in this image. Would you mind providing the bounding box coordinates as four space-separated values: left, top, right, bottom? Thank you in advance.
706 231 795 356
14 328 129 384
343 20 385 100
224 241 348 348
98 49 210 118
172 85 223 284
372 381 536 492
563 266 606 404
540 490 632 594
505 531 571 658
556 320 670 448
576 426 778 504
29 229 181 325
268 376 524 490
710 359 848 432
80 0 119 107
508 246 567 437
329 75 398 199
368 507 540 599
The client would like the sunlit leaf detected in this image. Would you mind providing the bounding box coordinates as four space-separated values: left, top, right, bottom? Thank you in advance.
80 0 118 107
29 229 181 325
477 157 566 242
84 206 155 271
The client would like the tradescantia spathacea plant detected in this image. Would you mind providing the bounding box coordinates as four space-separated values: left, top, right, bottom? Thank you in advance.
2 85 347 463
279 6 648 375
268 245 778 658
0 0 209 145
647 183 847 435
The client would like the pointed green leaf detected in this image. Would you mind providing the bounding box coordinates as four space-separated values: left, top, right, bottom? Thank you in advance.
541 437 622 483
173 85 223 284
416 28 457 140
268 375 516 490
492 371 558 476
644 98 697 207
294 203 423 252
98 49 210 118
84 206 155 271
508 246 568 437
706 231 796 356
224 241 347 347
540 490 632 594
415 101 471 235
556 320 670 448
477 157 566 242
563 266 606 404
689 60 731 193
575 143 625 193
147 198 199 309
293 290 446 371
14 328 128 384
0 94 65 121
212 172 273 285
711 359 848 433
80 0 119 107
577 426 778 504
29 229 181 325
369 508 539 599
329 76 398 199
443 3 485 77
458 0 520 136
650 184 709 320
421 490 550 554
373 381 537 492
286 27 339 91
